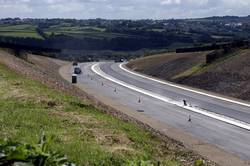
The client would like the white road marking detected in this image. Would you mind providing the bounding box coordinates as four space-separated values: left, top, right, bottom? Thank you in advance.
92 63 250 130
120 63 250 108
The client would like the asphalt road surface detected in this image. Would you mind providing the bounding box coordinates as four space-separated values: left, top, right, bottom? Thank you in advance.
76 62 250 161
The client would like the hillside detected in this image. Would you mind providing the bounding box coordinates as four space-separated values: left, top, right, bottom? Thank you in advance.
1 16 250 61
127 49 250 101
0 49 210 165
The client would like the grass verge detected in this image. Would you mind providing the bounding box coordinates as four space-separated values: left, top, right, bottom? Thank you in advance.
172 63 206 80
0 63 202 165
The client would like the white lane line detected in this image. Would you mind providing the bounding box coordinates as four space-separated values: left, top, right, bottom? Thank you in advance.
92 63 250 130
119 63 250 108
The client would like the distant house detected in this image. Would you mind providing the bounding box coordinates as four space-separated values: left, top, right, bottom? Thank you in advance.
225 22 243 27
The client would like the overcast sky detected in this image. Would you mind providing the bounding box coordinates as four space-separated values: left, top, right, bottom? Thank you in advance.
0 0 250 19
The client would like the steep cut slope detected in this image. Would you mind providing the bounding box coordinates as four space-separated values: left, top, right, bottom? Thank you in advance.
127 52 208 80
127 49 250 101
178 49 250 101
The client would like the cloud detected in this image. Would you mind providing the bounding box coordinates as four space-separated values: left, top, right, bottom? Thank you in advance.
0 0 33 17
0 0 249 19
161 0 181 5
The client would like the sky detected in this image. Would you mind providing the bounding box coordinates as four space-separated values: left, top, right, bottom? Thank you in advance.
0 0 250 19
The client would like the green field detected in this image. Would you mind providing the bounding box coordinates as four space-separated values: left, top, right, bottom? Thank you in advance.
44 25 137 39
0 24 123 39
0 24 132 39
0 63 201 165
0 24 43 39
46 25 106 32
0 24 35 30
0 31 42 39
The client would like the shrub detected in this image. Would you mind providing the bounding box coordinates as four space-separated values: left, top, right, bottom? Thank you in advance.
194 159 204 166
0 132 75 166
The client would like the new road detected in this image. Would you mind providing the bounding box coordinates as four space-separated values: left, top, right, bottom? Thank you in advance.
67 62 250 162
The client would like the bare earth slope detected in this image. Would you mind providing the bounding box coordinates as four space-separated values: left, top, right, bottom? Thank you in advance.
127 52 207 79
127 49 250 101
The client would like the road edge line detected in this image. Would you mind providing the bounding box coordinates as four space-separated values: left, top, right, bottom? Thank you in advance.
119 63 250 108
92 63 250 131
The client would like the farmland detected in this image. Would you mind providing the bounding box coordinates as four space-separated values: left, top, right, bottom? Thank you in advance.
0 24 43 39
0 23 135 40
0 16 249 61
44 25 136 39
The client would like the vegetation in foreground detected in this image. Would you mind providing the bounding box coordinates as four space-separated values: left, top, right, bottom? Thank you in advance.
0 133 75 166
0 63 206 165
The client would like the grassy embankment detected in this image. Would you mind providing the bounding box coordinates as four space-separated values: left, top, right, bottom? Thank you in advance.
0 62 200 165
